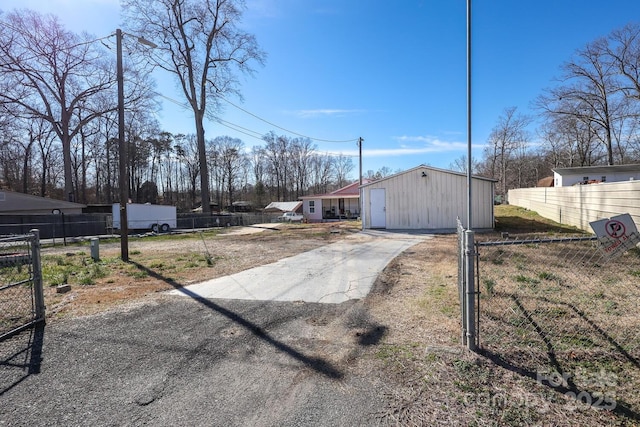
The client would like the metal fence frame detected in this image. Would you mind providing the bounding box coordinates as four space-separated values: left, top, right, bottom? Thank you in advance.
0 229 45 341
457 218 477 350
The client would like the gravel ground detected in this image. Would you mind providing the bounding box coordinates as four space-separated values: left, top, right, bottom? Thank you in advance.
2 224 400 427
1 296 387 426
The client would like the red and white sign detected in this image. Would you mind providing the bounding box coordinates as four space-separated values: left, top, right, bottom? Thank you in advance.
590 214 640 257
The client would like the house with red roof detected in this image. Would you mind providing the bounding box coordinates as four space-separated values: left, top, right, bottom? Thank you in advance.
300 180 369 222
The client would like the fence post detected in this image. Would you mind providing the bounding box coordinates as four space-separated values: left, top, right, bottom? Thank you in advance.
464 229 476 351
458 221 467 346
30 229 46 323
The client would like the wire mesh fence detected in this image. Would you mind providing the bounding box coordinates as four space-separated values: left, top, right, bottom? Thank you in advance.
0 231 45 340
475 234 640 412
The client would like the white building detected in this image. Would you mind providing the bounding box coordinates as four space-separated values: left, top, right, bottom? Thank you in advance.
300 180 367 222
361 165 495 231
553 164 640 187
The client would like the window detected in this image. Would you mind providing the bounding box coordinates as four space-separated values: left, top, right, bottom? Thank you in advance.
601 176 607 182
583 176 589 181
309 200 315 214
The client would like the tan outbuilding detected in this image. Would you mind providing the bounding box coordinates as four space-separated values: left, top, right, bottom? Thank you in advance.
360 165 495 231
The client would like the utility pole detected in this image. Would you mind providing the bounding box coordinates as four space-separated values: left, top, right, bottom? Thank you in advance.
115 29 157 262
117 28 129 262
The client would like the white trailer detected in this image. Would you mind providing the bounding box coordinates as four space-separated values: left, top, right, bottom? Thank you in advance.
112 203 177 232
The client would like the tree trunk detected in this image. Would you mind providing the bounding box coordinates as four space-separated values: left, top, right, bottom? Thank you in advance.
195 113 210 214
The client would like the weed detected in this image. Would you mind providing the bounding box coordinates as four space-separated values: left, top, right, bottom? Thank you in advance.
129 270 148 279
483 279 496 296
130 250 141 255
376 343 419 362
515 275 540 286
538 271 555 280
604 300 618 314
78 274 95 286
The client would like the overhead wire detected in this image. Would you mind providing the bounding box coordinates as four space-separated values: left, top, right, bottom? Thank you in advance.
218 95 359 143
155 92 358 158
0 18 361 152
144 48 359 144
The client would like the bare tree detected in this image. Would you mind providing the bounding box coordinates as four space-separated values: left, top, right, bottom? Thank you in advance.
122 0 265 213
536 38 629 166
483 106 531 195
309 154 334 194
216 136 247 207
0 9 118 201
174 134 200 209
333 154 354 188
263 132 290 201
289 138 315 199
449 155 479 174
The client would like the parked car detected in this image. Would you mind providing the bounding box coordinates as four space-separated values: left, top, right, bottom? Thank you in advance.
280 211 304 222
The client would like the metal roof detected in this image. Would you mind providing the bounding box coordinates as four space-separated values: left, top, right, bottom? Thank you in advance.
552 164 640 175
263 201 302 212
360 164 497 186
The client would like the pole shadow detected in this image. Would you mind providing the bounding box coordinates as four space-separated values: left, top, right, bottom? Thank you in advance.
131 261 343 380
479 294 640 420
0 323 45 397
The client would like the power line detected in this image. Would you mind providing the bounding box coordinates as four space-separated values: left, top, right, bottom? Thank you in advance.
143 48 358 144
153 93 359 157
218 95 359 143
155 92 263 140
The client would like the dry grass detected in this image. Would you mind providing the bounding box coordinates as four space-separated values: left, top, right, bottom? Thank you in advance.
4 211 640 425
365 207 640 426
38 222 360 318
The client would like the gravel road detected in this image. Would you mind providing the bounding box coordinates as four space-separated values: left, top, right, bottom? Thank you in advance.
1 295 387 426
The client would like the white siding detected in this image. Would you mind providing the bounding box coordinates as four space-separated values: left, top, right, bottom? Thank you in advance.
302 199 323 222
554 171 640 187
509 181 640 232
362 166 494 230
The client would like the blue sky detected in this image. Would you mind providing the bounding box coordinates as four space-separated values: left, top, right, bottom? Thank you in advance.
3 0 640 177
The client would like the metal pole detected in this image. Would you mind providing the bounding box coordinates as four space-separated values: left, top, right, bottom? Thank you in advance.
117 29 129 262
358 137 364 230
30 229 45 323
465 229 476 351
466 0 473 230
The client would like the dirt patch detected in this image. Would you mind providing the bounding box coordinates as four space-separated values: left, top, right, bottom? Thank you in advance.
29 219 640 425
361 232 639 426
40 222 361 318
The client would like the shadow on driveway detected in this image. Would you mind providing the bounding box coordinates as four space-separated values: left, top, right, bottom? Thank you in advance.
131 261 343 379
0 323 44 397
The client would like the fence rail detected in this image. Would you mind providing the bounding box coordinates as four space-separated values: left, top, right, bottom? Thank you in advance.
0 230 45 340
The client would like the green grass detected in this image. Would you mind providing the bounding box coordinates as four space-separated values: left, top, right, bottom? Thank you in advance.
494 205 585 234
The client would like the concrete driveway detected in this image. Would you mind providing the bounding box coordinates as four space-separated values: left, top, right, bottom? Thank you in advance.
168 230 430 304
1 231 432 426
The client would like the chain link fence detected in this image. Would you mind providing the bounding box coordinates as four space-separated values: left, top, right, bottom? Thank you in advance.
474 233 640 412
0 230 45 340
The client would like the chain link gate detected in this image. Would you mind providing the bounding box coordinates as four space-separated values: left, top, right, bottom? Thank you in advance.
0 230 45 340
474 233 640 412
